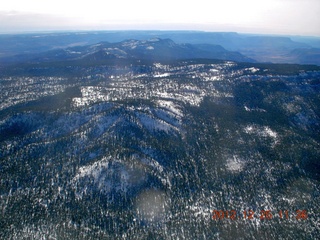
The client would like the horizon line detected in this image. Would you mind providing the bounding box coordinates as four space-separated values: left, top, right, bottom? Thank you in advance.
0 29 320 38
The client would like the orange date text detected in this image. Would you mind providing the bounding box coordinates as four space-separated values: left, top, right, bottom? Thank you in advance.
212 209 308 221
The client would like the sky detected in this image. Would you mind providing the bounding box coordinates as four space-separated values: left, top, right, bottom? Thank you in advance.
0 0 319 36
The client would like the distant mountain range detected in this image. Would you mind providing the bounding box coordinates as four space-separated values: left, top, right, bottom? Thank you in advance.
0 38 255 64
0 31 319 65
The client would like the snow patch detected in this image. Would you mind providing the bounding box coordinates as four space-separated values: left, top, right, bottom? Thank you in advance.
136 112 174 133
245 67 260 73
263 126 277 139
244 125 279 145
74 157 110 180
72 157 146 196
156 100 183 117
244 106 266 112
226 155 245 172
154 73 170 78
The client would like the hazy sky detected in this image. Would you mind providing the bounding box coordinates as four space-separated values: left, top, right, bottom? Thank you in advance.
0 0 319 36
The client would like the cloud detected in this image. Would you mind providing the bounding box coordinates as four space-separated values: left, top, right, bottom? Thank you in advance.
0 0 319 36
0 11 87 32
0 12 61 31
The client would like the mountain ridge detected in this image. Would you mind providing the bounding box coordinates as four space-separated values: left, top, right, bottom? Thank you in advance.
0 38 255 64
1 31 319 65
